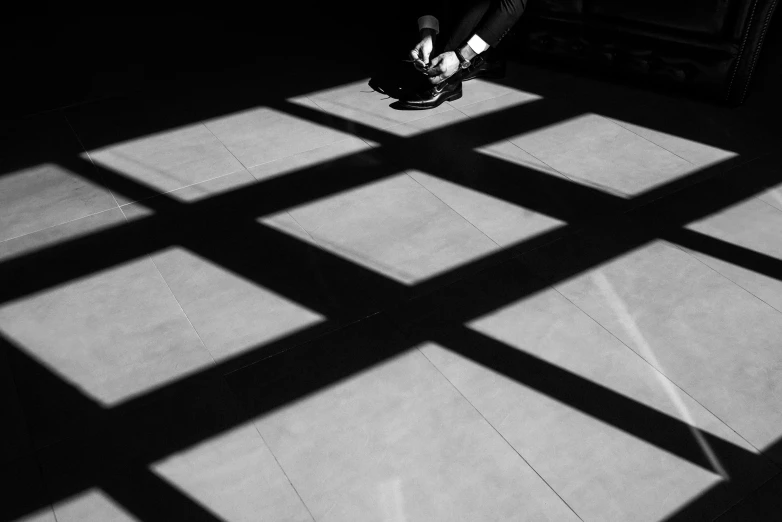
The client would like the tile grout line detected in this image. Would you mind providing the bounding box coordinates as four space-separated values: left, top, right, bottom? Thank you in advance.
281 212 320 245
754 191 782 215
393 102 505 250
231 94 370 174
200 121 253 172
450 97 577 186
503 138 576 182
65 109 252 210
243 93 374 246
449 101 608 249
249 422 318 522
415 345 586 522
0 207 123 246
114 190 217 367
114 166 249 208
664 239 782 317
605 116 697 167
202 93 405 344
62 112 124 209
404 170 503 249
313 97 507 254
147 253 218 366
213 286 318 522
549 283 769 460
228 134 361 174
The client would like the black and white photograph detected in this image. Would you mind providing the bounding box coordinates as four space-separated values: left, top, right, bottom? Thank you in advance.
1 1 781 520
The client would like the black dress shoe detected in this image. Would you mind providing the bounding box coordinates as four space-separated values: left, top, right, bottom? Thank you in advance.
394 75 462 110
461 53 507 82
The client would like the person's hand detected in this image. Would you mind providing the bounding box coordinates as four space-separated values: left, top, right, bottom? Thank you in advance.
425 51 460 84
410 28 436 71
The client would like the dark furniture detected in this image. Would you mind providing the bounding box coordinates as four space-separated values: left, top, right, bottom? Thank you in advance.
513 0 778 105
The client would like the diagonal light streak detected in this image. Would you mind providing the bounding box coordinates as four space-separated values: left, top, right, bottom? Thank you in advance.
591 270 730 479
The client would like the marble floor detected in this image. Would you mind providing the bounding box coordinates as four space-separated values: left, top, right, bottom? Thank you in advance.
2 48 782 522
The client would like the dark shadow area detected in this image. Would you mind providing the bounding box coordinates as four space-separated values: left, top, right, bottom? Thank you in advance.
2 11 782 522
713 459 782 521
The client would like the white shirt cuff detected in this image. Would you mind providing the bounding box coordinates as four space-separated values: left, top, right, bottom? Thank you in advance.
417 15 440 34
467 34 490 54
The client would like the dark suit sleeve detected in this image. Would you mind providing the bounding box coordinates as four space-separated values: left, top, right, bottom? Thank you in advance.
475 0 527 47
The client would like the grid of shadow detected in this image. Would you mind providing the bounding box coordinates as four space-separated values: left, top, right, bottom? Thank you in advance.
2 72 781 522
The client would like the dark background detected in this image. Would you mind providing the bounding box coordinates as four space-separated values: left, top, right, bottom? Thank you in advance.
0 6 416 119
1 4 780 119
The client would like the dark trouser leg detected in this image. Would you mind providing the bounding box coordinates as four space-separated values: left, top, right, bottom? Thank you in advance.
440 0 494 52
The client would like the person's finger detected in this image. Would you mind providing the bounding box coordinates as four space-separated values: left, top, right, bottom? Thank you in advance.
422 49 431 64
409 48 420 61
428 75 442 84
425 63 444 76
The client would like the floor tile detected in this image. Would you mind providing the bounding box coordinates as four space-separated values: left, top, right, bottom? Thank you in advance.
0 256 214 406
204 98 354 168
758 183 782 212
0 208 126 262
474 139 565 179
506 113 695 196
248 137 375 182
306 79 456 131
376 109 470 138
551 240 782 461
606 116 738 170
447 78 538 110
152 423 313 522
151 246 325 362
39 373 263 520
393 99 626 226
498 60 770 158
285 173 499 284
259 212 317 245
408 168 565 246
455 90 542 119
120 169 257 220
249 348 580 522
85 123 244 204
421 285 773 522
377 120 600 247
0 161 118 243
680 196 782 312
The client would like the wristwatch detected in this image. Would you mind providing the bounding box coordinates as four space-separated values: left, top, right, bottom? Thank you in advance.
454 47 471 70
